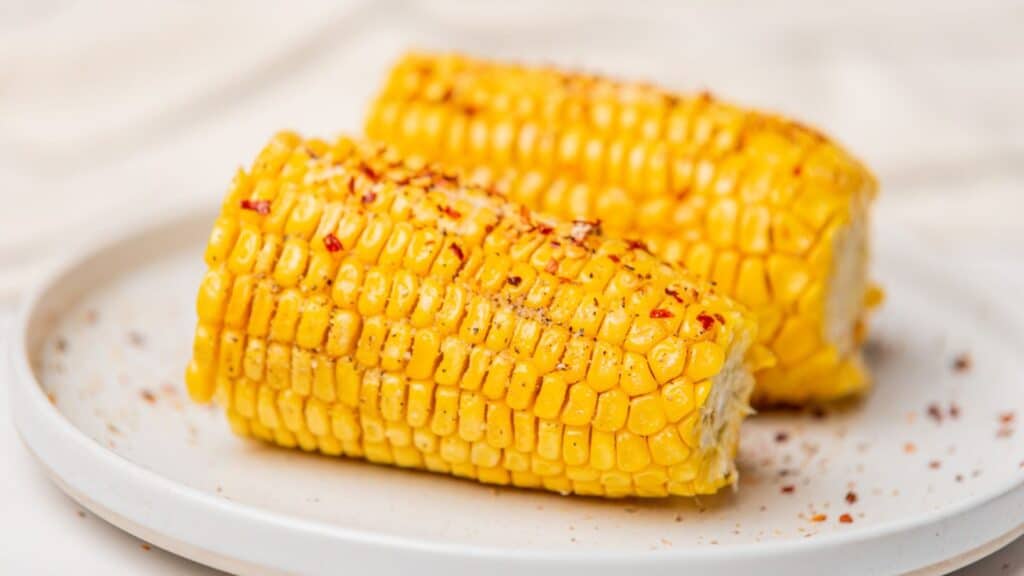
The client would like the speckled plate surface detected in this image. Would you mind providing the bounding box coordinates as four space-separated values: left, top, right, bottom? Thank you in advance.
9 205 1024 575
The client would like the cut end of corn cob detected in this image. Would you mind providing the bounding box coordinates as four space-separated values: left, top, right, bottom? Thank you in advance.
186 132 762 498
366 51 880 406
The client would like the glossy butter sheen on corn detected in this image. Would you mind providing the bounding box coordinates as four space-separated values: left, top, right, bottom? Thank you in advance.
186 133 763 497
367 52 881 406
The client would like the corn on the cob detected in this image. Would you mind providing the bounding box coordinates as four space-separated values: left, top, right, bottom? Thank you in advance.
366 52 881 406
186 132 763 497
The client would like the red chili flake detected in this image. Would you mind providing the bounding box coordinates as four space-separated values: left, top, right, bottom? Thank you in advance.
141 543 152 551
838 513 853 524
550 240 562 248
810 514 827 523
696 312 716 331
484 223 496 235
999 412 1016 425
448 243 465 260
323 234 343 253
361 190 377 204
626 238 648 252
608 254 621 264
140 389 157 404
650 309 674 319
536 224 554 235
545 259 559 274
240 199 271 215
927 403 943 423
845 491 858 504
781 485 795 494
773 432 789 443
441 205 462 219
507 276 522 287
929 460 942 470
952 353 972 373
949 403 961 419
792 165 803 176
903 442 917 454
665 287 684 303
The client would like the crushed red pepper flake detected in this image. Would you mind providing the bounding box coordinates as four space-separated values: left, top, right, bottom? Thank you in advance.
696 312 716 331
141 543 152 551
440 205 462 219
775 432 790 443
323 234 343 253
545 259 559 274
949 403 961 419
904 442 917 454
839 513 853 524
929 460 942 470
650 308 674 319
665 287 684 303
140 389 157 404
361 190 377 204
448 243 465 261
952 353 972 373
999 412 1016 425
239 199 271 215
927 403 943 423
997 428 1014 439
507 276 522 287
127 331 146 348
845 491 858 504
781 485 795 494
626 238 648 252
608 254 621 263
810 514 827 523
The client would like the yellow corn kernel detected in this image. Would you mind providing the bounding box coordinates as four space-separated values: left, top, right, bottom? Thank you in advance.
627 393 667 436
615 430 651 473
661 378 696 422
620 351 658 396
685 341 725 381
533 372 569 420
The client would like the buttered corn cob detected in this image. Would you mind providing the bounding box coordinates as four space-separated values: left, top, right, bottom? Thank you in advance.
367 52 881 406
186 132 764 497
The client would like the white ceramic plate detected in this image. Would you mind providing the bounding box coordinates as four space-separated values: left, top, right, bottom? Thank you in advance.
9 205 1024 576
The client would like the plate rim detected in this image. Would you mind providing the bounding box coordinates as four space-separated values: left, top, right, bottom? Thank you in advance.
9 204 1024 573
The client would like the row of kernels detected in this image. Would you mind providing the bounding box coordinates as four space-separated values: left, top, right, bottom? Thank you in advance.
225 377 711 479
233 406 720 496
372 100 754 198
379 57 756 153
230 314 717 426
211 228 723 365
